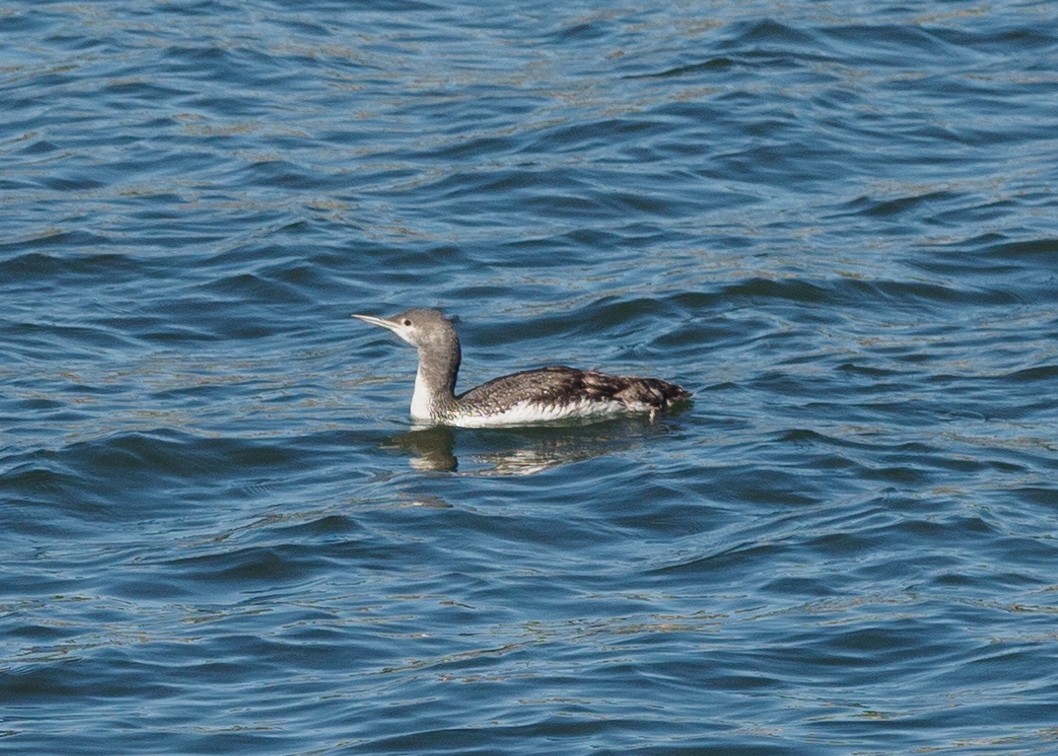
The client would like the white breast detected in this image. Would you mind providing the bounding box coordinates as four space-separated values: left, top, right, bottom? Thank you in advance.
448 398 631 428
409 367 434 421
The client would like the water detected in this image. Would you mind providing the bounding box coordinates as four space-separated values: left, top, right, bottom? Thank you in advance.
3 0 1058 752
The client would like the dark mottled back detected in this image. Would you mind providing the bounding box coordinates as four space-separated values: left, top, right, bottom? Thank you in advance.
457 365 691 416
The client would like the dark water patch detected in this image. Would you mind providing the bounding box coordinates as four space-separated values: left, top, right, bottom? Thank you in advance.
0 234 116 259
468 296 680 348
550 21 611 44
833 190 961 220
265 513 364 540
17 139 62 155
837 362 904 378
720 277 830 305
0 431 326 515
720 274 1025 313
721 18 834 65
159 544 344 587
193 269 315 308
983 236 1058 263
2 320 145 361
646 540 789 581
531 116 674 156
935 23 1058 54
1003 364 1058 383
821 23 967 65
409 134 520 163
1010 487 1058 508
624 56 739 80
235 159 338 191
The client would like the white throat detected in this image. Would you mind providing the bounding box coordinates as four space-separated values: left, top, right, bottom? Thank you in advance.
409 364 433 421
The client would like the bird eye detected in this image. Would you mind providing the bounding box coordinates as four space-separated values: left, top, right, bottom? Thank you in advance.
402 319 412 326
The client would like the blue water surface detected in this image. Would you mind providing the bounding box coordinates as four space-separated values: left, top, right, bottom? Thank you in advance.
3 0 1058 753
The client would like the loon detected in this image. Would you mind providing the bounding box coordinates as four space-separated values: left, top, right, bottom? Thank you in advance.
352 308 691 428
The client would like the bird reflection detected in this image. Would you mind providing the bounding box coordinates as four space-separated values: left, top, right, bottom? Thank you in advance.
386 426 458 472
383 417 681 475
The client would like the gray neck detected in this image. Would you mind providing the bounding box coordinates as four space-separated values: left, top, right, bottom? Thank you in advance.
411 334 461 419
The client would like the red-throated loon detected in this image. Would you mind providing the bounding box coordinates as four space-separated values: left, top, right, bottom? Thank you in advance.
352 308 692 427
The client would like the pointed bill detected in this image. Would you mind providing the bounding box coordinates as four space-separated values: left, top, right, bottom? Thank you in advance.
351 313 399 333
